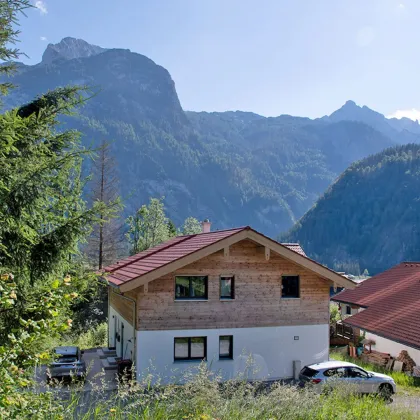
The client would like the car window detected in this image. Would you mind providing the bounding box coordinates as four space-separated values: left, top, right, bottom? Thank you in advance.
323 368 336 377
300 366 319 377
323 367 346 377
56 356 77 363
347 367 369 378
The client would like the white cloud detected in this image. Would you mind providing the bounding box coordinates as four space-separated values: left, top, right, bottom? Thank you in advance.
387 109 420 121
35 1 47 15
398 3 405 8
40 36 47 41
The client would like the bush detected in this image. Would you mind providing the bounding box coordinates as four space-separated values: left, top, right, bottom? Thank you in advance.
330 302 341 323
74 322 108 349
59 322 108 350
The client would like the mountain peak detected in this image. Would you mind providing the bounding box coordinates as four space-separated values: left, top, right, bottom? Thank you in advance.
343 100 358 107
42 37 107 64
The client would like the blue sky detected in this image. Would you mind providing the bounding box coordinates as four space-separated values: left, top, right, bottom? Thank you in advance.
18 0 420 119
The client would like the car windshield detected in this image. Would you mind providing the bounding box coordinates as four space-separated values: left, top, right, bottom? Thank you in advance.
55 356 77 364
300 366 319 377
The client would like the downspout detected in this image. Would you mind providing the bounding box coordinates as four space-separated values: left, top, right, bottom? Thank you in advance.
107 286 110 348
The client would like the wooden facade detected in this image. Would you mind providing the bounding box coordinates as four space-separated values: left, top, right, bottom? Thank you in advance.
119 240 330 331
109 290 135 326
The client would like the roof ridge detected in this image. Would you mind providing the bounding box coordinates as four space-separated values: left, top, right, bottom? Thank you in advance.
175 226 249 238
107 235 197 274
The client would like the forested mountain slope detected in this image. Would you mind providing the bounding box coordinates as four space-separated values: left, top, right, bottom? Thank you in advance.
6 38 419 235
282 144 420 274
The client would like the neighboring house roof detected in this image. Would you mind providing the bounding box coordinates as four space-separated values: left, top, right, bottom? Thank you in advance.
333 262 420 350
103 226 355 292
279 243 306 256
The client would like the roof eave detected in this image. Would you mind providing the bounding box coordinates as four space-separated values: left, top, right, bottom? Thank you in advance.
331 296 367 307
343 319 420 351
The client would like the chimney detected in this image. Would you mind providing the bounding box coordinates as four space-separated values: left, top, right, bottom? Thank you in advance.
202 219 211 233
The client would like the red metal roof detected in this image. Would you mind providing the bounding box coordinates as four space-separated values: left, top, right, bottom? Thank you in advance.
103 227 307 287
280 243 306 257
333 263 420 350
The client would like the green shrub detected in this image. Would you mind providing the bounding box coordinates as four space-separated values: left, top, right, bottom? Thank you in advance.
74 322 108 349
330 302 341 323
58 322 108 351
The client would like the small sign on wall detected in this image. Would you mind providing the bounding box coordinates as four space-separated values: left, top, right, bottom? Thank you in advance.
294 336 299 341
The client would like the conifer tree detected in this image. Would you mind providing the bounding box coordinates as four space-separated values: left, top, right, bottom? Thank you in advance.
0 2 117 415
167 219 177 237
86 140 123 269
0 0 118 346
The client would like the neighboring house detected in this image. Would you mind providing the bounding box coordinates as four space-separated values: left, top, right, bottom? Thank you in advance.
332 262 420 365
330 274 369 298
103 224 354 383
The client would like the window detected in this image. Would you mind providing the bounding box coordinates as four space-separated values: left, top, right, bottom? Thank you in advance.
323 367 347 377
300 366 319 378
220 276 235 299
174 337 206 361
346 305 352 315
281 275 300 298
347 367 369 378
219 335 233 359
175 276 208 299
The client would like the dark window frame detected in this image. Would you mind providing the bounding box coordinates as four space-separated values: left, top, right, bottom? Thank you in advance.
219 335 233 359
220 275 235 300
174 336 207 361
346 305 352 315
175 275 208 300
281 275 300 299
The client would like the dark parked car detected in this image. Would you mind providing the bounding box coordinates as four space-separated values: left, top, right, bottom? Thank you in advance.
47 346 86 382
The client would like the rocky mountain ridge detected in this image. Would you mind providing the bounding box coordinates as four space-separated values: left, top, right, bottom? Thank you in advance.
6 38 420 236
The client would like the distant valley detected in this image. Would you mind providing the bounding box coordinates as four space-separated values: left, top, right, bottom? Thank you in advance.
7 37 420 238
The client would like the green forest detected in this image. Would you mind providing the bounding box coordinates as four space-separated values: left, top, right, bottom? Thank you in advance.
283 144 420 274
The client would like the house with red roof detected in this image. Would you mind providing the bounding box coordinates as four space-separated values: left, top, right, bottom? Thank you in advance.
332 262 420 366
103 222 354 383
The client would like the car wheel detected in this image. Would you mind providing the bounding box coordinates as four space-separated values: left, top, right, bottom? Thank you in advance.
378 384 393 401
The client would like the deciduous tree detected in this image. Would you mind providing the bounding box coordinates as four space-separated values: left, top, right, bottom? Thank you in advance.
181 217 202 235
126 198 170 254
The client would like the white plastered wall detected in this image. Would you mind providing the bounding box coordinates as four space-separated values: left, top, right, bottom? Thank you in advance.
136 324 329 384
340 304 363 318
364 332 420 366
109 306 135 360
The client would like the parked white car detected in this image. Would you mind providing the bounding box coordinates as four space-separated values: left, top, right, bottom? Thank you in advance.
299 360 396 398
